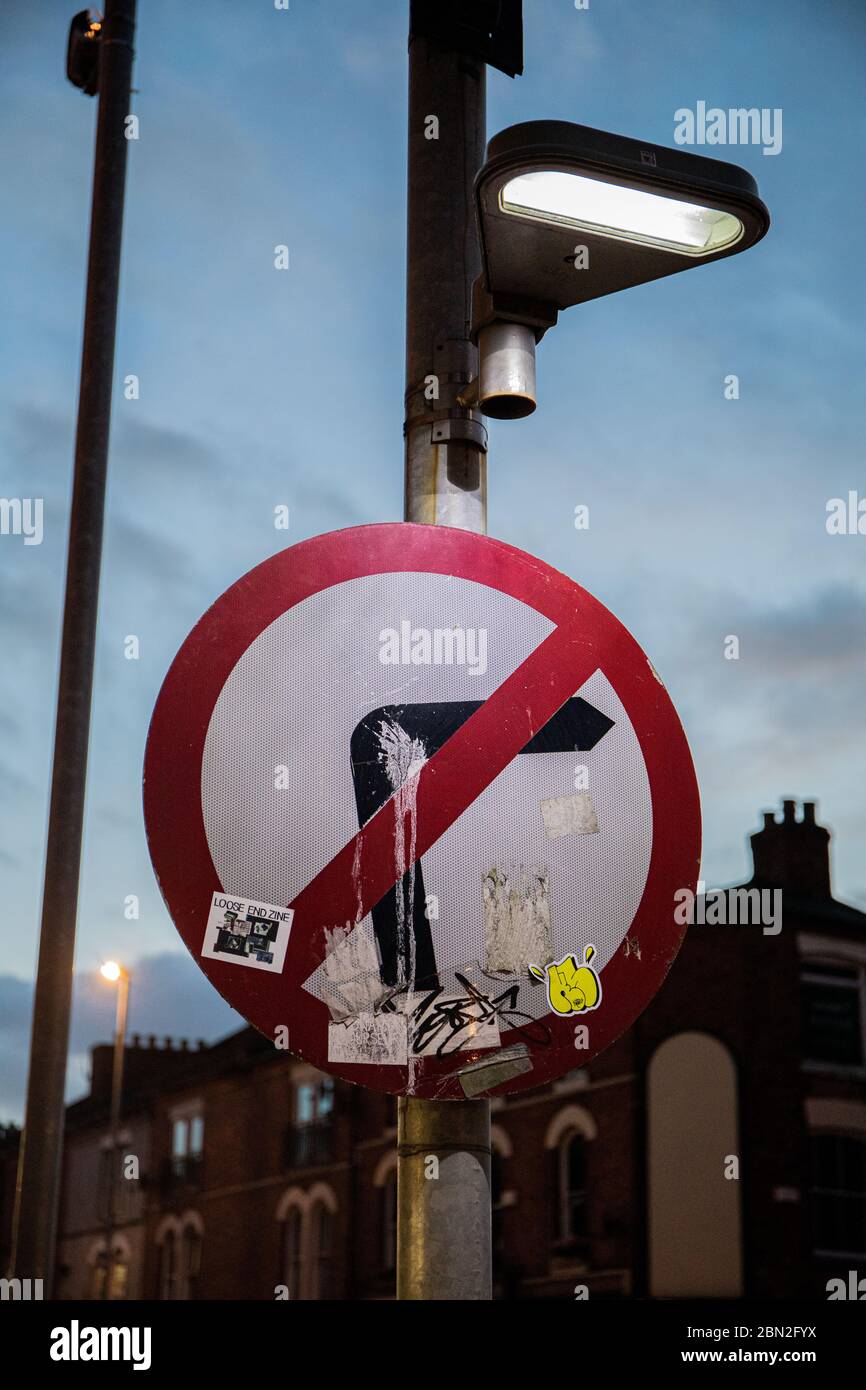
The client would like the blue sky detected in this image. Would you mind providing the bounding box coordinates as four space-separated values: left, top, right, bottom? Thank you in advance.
1 0 864 1119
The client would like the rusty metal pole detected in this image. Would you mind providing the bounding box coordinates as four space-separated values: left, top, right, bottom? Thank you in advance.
10 0 137 1292
398 17 492 1300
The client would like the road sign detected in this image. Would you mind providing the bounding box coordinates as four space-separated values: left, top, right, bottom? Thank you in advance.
143 523 700 1099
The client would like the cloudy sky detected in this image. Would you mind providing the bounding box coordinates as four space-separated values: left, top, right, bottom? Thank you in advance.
1 0 864 1120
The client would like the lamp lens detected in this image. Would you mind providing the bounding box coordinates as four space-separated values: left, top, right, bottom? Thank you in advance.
501 170 743 256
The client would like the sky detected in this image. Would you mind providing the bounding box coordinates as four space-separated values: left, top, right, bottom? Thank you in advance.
1 0 864 1121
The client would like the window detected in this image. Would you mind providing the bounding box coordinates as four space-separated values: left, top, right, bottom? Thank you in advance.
159 1229 177 1300
296 1077 334 1126
558 1133 587 1241
88 1246 128 1300
310 1202 334 1299
288 1078 335 1166
157 1216 203 1300
181 1225 202 1299
810 1134 866 1258
802 964 865 1068
277 1185 337 1299
281 1208 303 1299
168 1108 205 1183
172 1112 205 1159
190 1114 205 1156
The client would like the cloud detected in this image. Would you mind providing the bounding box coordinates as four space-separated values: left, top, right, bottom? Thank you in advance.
0 952 242 1124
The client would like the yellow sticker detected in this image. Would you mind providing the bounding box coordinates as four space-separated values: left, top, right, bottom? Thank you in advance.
529 946 602 1015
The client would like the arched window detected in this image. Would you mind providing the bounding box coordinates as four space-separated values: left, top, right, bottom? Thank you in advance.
159 1228 176 1301
87 1237 130 1300
558 1132 587 1241
181 1223 202 1300
156 1213 202 1300
544 1105 596 1247
810 1134 866 1258
310 1201 334 1299
281 1207 303 1298
275 1184 338 1299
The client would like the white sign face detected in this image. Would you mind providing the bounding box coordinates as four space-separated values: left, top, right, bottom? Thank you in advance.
145 525 699 1098
202 573 652 1038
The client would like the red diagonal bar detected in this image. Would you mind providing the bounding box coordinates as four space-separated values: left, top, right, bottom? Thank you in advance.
285 615 595 985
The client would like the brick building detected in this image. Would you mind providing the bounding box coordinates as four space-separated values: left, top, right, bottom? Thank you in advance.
46 799 866 1300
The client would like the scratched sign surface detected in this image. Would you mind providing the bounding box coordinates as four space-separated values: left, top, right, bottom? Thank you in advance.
143 524 700 1098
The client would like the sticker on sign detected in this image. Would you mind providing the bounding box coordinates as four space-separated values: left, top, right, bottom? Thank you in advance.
201 892 293 973
143 524 700 1099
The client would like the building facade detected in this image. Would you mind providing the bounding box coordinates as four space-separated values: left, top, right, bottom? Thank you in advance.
48 800 866 1300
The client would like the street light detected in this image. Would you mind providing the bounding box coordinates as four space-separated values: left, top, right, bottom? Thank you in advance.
471 120 770 417
99 960 130 1300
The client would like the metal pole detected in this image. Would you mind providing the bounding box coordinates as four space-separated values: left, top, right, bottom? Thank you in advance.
398 20 492 1300
102 971 129 1299
10 0 136 1291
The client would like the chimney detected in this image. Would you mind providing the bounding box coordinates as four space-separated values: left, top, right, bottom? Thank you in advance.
750 799 831 897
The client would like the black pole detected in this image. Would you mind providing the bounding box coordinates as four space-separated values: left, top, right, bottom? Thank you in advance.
10 0 137 1291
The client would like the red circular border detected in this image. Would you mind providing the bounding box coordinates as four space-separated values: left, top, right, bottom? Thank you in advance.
143 523 700 1099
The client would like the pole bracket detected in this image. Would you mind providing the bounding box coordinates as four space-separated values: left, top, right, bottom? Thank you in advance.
427 410 488 452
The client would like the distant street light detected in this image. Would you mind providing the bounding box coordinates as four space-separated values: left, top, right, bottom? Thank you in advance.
99 960 130 1300
471 120 770 416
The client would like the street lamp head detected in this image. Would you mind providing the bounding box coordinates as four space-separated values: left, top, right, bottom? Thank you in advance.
67 11 103 96
100 960 124 983
472 120 770 418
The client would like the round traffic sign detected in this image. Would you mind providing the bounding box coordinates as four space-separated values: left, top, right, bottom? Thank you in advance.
143 524 700 1099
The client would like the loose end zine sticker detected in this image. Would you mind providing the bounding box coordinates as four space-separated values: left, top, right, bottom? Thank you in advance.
202 892 293 972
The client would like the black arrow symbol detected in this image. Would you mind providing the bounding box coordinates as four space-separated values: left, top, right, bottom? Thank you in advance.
349 697 614 989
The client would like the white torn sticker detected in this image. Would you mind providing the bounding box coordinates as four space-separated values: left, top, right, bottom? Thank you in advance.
483 867 554 975
540 792 599 839
320 923 389 1020
327 1011 408 1066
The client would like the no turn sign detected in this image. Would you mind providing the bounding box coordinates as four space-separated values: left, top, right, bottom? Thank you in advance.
143 524 700 1099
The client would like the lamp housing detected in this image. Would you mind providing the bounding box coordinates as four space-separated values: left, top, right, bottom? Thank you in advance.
475 120 770 317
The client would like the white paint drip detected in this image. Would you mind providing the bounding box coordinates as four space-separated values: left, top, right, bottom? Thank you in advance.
483 866 554 975
351 834 363 924
377 718 427 990
377 717 428 1092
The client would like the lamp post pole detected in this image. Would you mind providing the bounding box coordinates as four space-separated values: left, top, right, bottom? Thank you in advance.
397 18 492 1300
102 969 130 1300
10 0 136 1291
